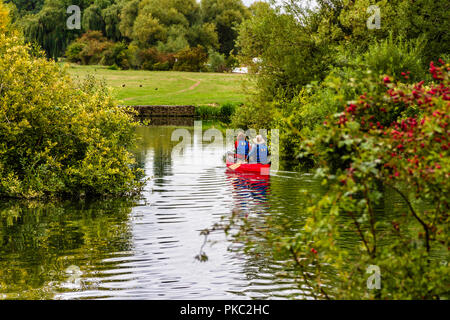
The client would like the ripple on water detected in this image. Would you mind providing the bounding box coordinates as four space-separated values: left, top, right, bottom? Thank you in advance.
1 125 322 300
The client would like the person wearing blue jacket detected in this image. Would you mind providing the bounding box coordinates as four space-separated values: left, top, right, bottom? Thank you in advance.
235 132 250 162
248 135 269 164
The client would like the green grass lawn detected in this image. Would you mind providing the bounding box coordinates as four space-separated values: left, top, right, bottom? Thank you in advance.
65 64 248 106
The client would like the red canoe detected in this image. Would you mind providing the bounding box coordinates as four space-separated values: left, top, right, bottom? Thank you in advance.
226 159 270 175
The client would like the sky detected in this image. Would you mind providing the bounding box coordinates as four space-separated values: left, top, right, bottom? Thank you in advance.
242 0 262 5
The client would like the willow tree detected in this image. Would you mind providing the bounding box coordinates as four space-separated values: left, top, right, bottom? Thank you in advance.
82 3 105 32
118 0 139 40
18 0 80 58
101 1 123 41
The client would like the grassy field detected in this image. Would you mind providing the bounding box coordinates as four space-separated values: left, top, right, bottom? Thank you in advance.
65 64 248 106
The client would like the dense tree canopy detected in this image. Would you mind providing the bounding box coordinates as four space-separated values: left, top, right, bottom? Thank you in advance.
234 0 450 129
5 0 44 14
9 0 250 61
201 0 249 55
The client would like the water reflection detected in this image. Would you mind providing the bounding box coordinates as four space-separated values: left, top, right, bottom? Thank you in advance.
226 172 270 216
0 199 134 299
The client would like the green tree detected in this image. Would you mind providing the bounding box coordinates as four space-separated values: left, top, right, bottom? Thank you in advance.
101 2 123 41
201 0 249 55
186 22 219 51
18 0 78 58
118 0 139 40
132 8 167 47
0 23 142 198
4 0 44 14
82 3 105 32
0 0 10 31
173 45 208 72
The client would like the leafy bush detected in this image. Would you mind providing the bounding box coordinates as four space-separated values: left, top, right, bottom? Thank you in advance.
137 47 175 71
65 31 113 65
288 61 450 299
173 45 208 72
100 41 130 69
153 61 170 71
207 50 226 73
219 103 237 120
65 42 85 63
195 105 221 119
358 35 427 82
225 54 239 71
0 32 143 199
195 103 238 121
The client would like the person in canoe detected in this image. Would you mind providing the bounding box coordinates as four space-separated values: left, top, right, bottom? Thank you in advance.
234 132 251 163
248 135 269 164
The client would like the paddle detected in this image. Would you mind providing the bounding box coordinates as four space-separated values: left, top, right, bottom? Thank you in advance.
228 163 241 170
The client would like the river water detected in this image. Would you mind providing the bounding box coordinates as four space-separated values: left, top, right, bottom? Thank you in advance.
0 121 405 299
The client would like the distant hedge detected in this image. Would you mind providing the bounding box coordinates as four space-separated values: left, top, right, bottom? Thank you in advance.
195 103 238 121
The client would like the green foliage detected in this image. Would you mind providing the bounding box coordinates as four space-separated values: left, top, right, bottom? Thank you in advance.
67 64 248 106
219 102 237 121
4 0 44 15
65 30 113 65
132 8 167 47
0 197 136 299
100 41 129 69
0 0 11 32
288 63 450 299
101 2 122 41
225 0 450 299
201 0 249 55
136 47 175 71
173 45 208 72
195 103 238 121
82 3 105 32
43 0 246 71
18 0 80 59
0 32 143 199
207 50 226 72
185 22 219 51
65 41 85 63
118 0 139 40
10 0 246 60
235 0 449 132
195 105 221 119
156 34 189 54
359 35 427 82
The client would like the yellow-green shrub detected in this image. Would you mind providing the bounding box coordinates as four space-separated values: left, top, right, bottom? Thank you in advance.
0 31 142 199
